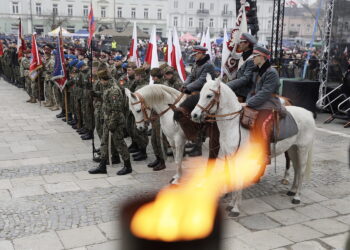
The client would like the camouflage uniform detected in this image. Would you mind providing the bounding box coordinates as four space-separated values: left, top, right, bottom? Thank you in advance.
20 56 31 98
162 66 183 90
80 67 94 134
42 54 55 106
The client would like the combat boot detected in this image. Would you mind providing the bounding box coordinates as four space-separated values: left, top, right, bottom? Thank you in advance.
128 143 139 153
81 131 93 140
133 148 147 161
88 159 107 174
153 158 166 171
78 128 88 135
188 145 202 157
117 159 132 175
30 98 37 103
56 111 65 118
44 101 53 108
26 97 32 103
147 156 160 168
50 105 60 111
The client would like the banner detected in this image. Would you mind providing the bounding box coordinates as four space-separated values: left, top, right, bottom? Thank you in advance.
29 34 42 81
52 29 67 91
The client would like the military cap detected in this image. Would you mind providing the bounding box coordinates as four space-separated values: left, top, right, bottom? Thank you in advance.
192 45 208 54
69 59 79 67
252 45 271 59
75 61 85 70
135 67 146 76
150 67 163 78
122 62 128 69
113 56 122 61
159 63 168 71
97 68 111 79
163 66 175 74
240 33 257 45
127 62 137 69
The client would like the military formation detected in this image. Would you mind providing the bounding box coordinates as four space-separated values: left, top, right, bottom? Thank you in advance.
0 40 186 176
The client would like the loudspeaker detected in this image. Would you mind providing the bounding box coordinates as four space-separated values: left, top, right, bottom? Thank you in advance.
282 80 320 117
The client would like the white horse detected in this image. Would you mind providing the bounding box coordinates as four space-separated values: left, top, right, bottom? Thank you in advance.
191 75 315 216
125 85 187 184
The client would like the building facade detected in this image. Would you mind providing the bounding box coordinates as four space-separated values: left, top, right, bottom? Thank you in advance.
0 0 168 37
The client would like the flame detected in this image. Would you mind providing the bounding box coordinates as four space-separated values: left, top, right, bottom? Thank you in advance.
131 141 266 242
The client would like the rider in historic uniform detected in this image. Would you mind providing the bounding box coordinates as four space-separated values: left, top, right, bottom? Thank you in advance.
226 33 257 102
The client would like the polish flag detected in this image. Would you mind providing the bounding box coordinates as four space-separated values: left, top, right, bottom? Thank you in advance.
17 18 26 60
171 28 187 83
29 33 43 81
204 28 212 60
200 32 205 46
145 25 159 84
129 22 140 67
88 4 96 48
166 29 173 66
221 26 230 78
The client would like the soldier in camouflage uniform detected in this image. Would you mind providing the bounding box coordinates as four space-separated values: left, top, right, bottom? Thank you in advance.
42 45 55 108
89 68 132 175
20 50 34 102
111 56 124 80
74 61 85 131
148 68 167 171
162 66 183 90
80 62 94 140
127 67 149 161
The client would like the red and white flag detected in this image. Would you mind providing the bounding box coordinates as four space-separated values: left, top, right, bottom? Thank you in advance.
166 29 173 66
204 28 212 60
145 25 159 84
128 21 140 67
0 40 3 57
29 33 42 81
171 28 187 83
17 18 26 60
88 4 96 48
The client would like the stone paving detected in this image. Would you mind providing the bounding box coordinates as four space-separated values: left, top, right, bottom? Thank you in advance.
0 78 349 250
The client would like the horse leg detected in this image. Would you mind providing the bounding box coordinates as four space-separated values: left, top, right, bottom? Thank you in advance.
291 146 310 204
170 136 186 185
281 152 291 185
229 189 242 217
286 146 298 197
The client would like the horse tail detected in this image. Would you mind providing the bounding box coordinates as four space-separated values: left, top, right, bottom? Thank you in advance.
304 144 313 181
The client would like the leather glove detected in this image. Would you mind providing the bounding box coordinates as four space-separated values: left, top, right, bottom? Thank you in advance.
182 87 191 94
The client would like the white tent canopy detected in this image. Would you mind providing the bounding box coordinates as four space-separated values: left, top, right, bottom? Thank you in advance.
47 26 73 37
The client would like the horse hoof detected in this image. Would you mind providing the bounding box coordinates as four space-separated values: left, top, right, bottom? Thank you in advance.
225 206 233 212
287 191 296 196
228 211 240 217
281 179 289 185
292 199 301 204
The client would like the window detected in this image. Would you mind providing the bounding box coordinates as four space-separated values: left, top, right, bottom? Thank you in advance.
36 3 41 15
82 26 88 30
131 8 136 18
291 24 295 27
189 17 193 27
157 9 162 20
174 1 178 8
156 28 162 36
83 5 88 17
223 19 227 28
268 20 272 29
11 24 19 34
223 4 228 14
34 25 44 35
199 18 204 30
12 2 19 14
189 2 193 8
144 8 148 19
209 18 214 28
101 7 106 17
117 7 122 18
68 4 73 16
269 6 273 13
67 26 75 33
173 16 178 27
297 24 301 27
199 2 204 10
210 3 214 11
143 28 149 34
53 4 58 15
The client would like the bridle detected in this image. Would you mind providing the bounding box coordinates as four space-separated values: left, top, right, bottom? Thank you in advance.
196 84 243 122
131 92 185 124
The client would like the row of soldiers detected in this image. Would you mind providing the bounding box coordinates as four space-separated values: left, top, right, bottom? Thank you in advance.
0 41 185 175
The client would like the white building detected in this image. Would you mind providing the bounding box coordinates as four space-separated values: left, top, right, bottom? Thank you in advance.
0 0 168 36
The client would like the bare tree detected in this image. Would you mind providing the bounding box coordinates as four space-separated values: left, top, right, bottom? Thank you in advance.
47 12 69 30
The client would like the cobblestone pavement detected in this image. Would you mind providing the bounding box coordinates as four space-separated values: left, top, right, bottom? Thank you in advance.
0 78 349 250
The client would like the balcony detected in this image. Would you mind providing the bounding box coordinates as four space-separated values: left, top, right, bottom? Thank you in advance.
222 11 233 16
197 9 209 15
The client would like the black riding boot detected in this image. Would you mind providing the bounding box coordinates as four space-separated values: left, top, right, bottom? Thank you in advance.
153 158 166 171
133 148 147 161
147 156 160 168
188 145 202 157
117 159 132 175
56 110 65 119
88 159 107 174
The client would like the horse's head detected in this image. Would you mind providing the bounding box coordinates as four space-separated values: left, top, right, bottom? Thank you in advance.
125 88 150 132
191 74 221 123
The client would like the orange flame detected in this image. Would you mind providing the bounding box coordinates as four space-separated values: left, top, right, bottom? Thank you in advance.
131 141 266 242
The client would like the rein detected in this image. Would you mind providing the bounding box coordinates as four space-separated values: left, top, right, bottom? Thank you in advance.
132 92 185 123
196 84 243 122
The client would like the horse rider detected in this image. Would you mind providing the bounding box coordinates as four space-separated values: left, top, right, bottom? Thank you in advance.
245 45 283 170
180 45 216 157
226 33 257 102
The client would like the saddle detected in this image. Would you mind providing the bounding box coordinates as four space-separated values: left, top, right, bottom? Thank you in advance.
240 106 259 130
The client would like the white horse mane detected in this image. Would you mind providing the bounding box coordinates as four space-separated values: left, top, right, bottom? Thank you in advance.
136 84 182 107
